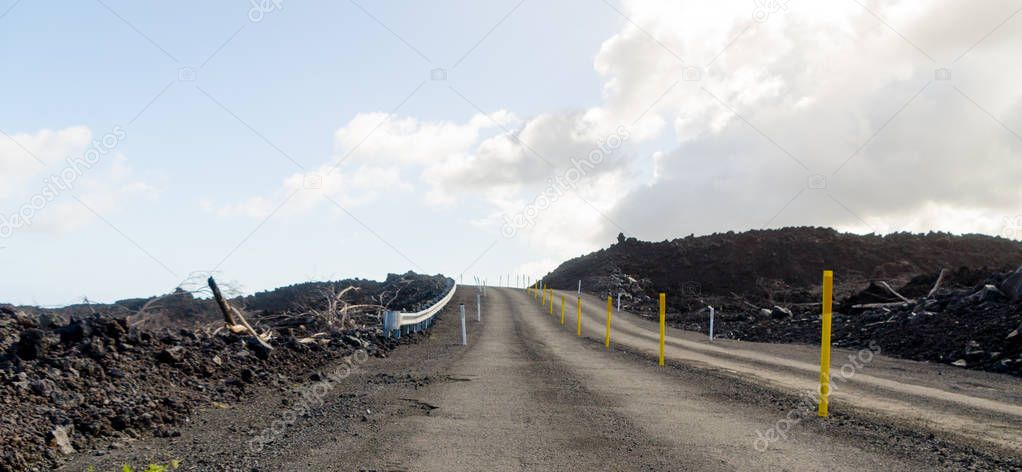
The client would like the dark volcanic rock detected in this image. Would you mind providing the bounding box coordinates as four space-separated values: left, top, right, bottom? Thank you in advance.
667 267 1022 378
15 328 46 360
56 320 91 345
1000 267 1022 301
543 227 1022 310
969 284 1006 303
541 229 1022 378
155 346 185 365
0 272 454 471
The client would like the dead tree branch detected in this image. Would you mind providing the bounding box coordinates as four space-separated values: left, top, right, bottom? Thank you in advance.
208 277 273 350
879 281 914 304
285 284 385 331
927 268 947 299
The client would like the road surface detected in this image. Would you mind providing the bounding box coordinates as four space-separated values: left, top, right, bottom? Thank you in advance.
554 288 1022 453
63 287 1022 471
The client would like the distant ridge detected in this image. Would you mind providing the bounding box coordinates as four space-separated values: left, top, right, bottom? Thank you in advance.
542 227 1022 302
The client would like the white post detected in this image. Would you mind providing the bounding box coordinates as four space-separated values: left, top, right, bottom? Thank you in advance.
476 293 481 322
709 306 715 341
577 280 582 295
617 292 621 312
459 304 467 345
383 310 400 338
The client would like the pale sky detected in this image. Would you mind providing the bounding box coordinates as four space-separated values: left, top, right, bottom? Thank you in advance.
2 0 1021 305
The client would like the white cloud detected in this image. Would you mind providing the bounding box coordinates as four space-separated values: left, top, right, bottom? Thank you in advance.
216 111 517 216
214 164 409 218
334 110 518 166
0 126 150 237
220 109 635 245
835 202 1015 237
212 0 1022 262
514 258 562 284
0 126 91 197
597 0 1022 242
32 155 156 234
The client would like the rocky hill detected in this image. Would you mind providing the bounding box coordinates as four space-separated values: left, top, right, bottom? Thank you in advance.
541 227 1022 377
543 227 1022 306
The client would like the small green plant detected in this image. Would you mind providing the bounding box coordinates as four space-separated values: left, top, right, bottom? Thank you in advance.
87 459 180 472
100 461 179 472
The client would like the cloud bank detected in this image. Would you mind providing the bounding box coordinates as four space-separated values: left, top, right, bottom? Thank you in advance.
222 0 1022 273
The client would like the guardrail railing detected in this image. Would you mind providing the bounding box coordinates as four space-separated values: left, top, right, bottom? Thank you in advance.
381 279 457 338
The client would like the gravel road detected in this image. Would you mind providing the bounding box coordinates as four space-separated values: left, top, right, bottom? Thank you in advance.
61 287 1022 471
555 288 1022 454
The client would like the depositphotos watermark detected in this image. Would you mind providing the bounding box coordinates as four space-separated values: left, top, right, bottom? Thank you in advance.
0 126 126 240
249 0 284 23
500 126 630 238
248 348 370 453
753 341 881 452
752 0 790 23
1001 216 1022 240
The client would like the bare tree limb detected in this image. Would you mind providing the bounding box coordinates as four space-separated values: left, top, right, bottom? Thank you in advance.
208 277 273 350
284 284 385 331
209 277 237 326
852 301 911 309
927 268 947 299
879 281 914 304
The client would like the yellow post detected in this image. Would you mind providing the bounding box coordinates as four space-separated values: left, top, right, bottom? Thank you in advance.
658 293 666 366
542 284 547 306
819 270 834 417
576 296 582 336
560 295 565 325
605 295 613 348
549 290 554 315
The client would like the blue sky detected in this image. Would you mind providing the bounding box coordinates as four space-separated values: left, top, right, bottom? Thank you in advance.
3 0 1022 305
0 0 622 304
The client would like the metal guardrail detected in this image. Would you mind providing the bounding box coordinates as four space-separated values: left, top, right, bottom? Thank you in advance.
382 280 457 338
